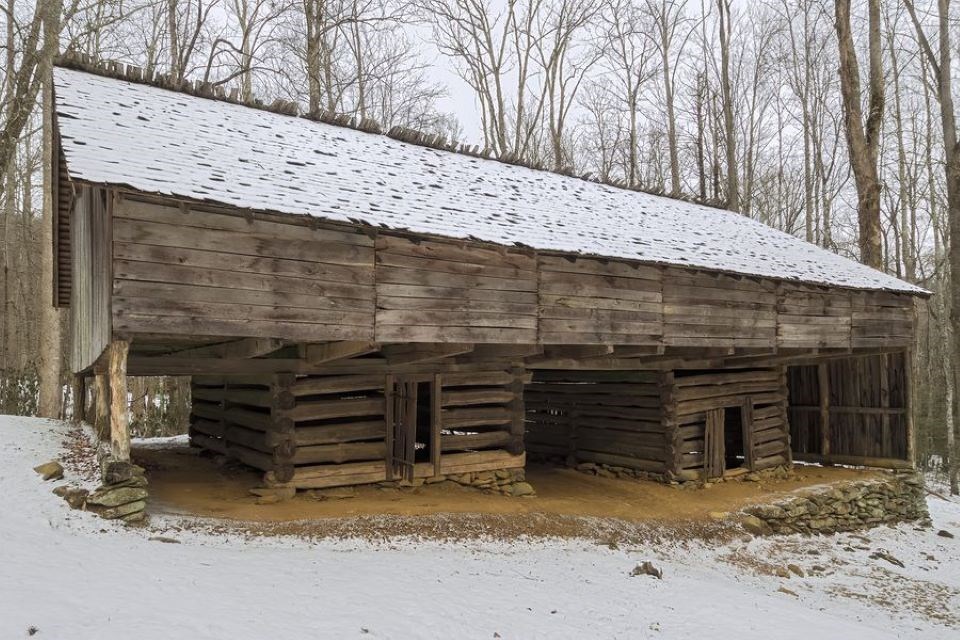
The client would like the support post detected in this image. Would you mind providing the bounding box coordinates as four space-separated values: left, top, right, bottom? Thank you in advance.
94 372 109 441
818 362 831 460
269 373 297 484
384 374 395 481
879 354 891 454
508 367 525 456
431 373 442 477
660 371 680 480
742 399 755 470
107 340 130 461
71 375 86 423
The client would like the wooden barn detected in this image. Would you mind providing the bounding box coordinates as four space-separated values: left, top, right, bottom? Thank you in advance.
50 59 927 491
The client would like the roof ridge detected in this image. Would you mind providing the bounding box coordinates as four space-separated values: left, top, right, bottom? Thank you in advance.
55 52 730 212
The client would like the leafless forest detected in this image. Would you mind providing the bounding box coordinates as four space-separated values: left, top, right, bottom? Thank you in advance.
1 0 958 490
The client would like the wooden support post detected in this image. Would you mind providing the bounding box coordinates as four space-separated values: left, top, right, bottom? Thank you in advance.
742 399 755 470
508 367 525 455
818 362 830 460
94 372 109 441
71 375 86 424
779 365 792 466
431 373 442 477
660 371 680 480
269 373 297 484
403 381 418 482
384 374 395 481
879 354 891 453
905 349 915 466
107 340 130 461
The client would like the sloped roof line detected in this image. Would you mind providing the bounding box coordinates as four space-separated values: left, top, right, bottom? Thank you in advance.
52 63 926 295
55 53 726 210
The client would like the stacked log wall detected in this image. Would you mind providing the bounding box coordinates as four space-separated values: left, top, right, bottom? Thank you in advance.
190 368 526 489
189 375 295 481
524 371 668 474
672 368 790 479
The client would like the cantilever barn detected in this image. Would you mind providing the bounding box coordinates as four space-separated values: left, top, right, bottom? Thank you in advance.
50 59 928 490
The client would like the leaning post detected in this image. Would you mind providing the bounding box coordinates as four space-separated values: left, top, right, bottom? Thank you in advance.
107 340 131 461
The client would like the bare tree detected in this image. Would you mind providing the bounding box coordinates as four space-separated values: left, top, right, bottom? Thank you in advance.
835 0 884 269
716 0 738 211
905 0 960 493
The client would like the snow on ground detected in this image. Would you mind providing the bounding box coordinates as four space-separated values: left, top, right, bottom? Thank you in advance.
1 415 957 640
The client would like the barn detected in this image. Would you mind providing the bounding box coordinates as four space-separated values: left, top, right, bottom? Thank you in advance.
50 57 926 492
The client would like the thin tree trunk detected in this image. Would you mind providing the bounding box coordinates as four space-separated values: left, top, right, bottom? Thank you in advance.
717 0 738 212
38 0 62 418
835 0 884 269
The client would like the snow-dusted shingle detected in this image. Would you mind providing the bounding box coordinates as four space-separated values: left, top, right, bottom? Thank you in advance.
53 67 923 294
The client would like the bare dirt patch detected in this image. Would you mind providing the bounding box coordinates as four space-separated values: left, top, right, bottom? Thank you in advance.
133 440 881 542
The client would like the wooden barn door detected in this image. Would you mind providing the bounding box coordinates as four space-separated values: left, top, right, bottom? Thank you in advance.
705 400 757 479
387 379 418 481
704 408 726 478
385 375 443 482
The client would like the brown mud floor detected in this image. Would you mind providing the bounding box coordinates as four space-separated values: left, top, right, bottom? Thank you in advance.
132 441 881 541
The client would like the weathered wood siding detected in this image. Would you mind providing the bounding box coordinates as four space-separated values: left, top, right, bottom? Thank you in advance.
671 368 790 479
112 196 376 342
70 186 111 371
777 283 853 349
100 191 918 352
525 371 668 474
190 368 526 489
375 236 538 343
537 257 661 345
662 268 777 348
787 353 909 462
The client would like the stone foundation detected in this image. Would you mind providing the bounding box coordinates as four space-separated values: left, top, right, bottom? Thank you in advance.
379 468 534 497
743 471 928 536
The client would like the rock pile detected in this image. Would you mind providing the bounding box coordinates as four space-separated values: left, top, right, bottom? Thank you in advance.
446 468 535 497
377 469 534 496
742 471 928 536
85 454 149 524
574 461 659 482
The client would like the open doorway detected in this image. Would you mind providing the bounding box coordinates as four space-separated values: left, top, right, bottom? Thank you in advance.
704 403 751 479
724 406 745 470
389 378 440 480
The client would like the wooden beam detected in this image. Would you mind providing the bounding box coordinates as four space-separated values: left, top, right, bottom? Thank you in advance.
611 345 663 357
94 373 108 441
543 345 614 359
384 374 395 482
170 337 287 359
304 341 379 365
468 344 543 360
71 375 86 424
382 343 473 365
880 353 891 451
818 362 830 458
107 340 131 461
431 373 442 477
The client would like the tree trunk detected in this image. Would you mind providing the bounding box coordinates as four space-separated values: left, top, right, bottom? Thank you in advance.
717 0 738 212
37 0 62 418
835 0 885 269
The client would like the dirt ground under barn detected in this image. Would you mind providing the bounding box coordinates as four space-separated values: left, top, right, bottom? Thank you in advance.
132 437 882 527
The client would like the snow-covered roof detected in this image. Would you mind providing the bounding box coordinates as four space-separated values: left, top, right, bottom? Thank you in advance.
53 66 924 295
